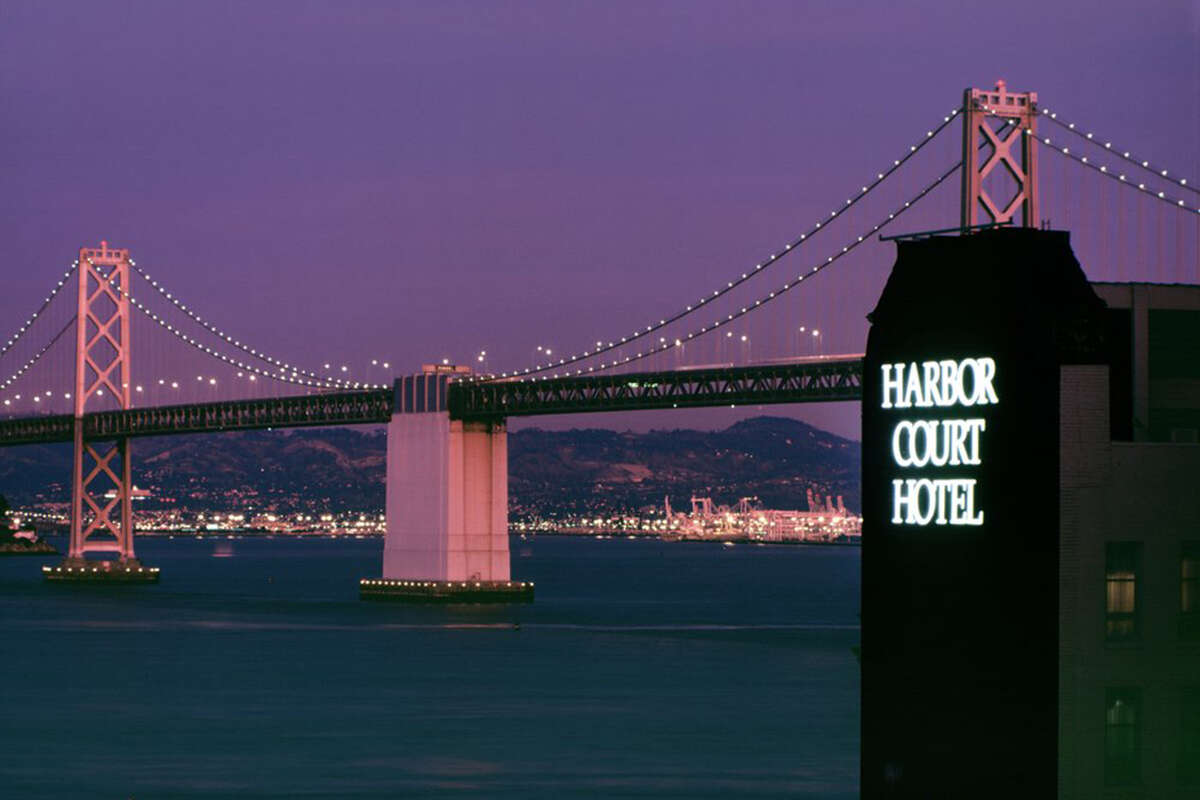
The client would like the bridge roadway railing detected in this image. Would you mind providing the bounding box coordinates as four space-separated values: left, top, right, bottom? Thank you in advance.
451 357 864 419
0 414 74 446
0 359 864 445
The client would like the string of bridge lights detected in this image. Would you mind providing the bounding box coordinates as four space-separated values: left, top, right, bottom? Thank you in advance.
0 262 78 363
1039 109 1199 195
1 272 387 409
0 317 75 400
11 105 1184 401
122 290 380 390
82 269 351 391
478 107 967 382
128 263 369 389
1036 132 1200 215
500 160 963 381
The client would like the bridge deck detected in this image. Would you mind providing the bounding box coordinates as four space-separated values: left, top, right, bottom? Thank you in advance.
0 359 863 445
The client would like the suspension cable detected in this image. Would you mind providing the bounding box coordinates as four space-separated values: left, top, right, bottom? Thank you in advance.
1039 108 1199 195
0 316 76 395
0 262 78 362
484 108 964 381
96 271 387 390
127 263 364 389
122 293 358 390
1038 132 1200 215
507 160 962 381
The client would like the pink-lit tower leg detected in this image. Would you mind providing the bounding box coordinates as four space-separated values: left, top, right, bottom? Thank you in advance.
961 81 1040 229
49 241 157 582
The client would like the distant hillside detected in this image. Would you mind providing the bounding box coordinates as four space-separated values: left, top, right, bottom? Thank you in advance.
0 428 388 514
509 416 860 515
0 416 860 515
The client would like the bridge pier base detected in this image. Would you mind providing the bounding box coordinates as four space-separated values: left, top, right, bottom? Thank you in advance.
43 558 160 584
361 373 530 602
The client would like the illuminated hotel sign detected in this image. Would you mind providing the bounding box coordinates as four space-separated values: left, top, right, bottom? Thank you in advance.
862 229 1089 796
879 357 997 526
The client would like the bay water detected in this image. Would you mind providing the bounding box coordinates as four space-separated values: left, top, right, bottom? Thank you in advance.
1 535 860 798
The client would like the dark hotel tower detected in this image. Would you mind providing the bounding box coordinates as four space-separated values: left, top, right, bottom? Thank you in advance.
860 228 1107 796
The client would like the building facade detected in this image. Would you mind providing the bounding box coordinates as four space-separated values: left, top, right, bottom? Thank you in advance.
1058 283 1200 798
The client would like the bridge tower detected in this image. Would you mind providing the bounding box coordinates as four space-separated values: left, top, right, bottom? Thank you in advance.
961 80 1039 228
49 241 157 581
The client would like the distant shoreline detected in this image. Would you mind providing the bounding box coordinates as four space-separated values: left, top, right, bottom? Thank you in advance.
527 529 860 546
0 539 58 556
34 528 859 546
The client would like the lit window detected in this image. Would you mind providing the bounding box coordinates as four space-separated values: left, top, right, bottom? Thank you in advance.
1106 542 1141 642
1104 688 1141 786
1182 542 1200 641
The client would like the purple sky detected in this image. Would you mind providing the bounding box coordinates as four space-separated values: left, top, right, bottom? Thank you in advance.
2 1 1196 439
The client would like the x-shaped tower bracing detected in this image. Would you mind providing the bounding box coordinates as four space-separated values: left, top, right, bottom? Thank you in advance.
962 81 1039 228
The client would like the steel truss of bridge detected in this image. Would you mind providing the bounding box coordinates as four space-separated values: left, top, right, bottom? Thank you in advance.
0 358 862 446
0 390 394 446
452 358 863 418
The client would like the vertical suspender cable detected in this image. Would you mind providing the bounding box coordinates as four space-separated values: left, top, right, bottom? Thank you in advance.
1136 187 1143 280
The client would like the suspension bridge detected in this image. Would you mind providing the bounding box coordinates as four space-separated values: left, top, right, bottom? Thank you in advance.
1 83 1195 594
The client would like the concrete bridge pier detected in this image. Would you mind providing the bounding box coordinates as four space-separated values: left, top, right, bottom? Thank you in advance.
360 369 532 602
